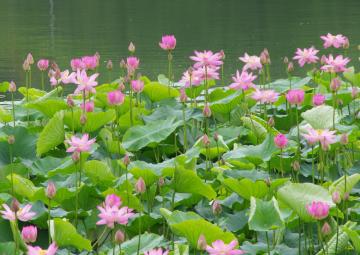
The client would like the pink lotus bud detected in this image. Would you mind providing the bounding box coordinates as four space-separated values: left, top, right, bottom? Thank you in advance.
131 80 144 93
283 57 289 64
203 103 212 118
135 177 146 194
330 78 341 92
159 35 176 51
274 133 288 149
332 191 341 204
158 177 165 187
212 200 222 215
123 154 130 166
179 88 187 103
197 234 207 250
128 42 136 53
81 101 94 113
21 225 37 243
312 93 325 106
11 199 20 212
343 38 350 49
340 133 349 145
291 160 300 172
260 50 270 65
351 87 358 99
26 53 34 65
71 151 80 162
37 59 49 71
8 81 17 93
202 134 210 147
213 132 219 142
321 222 331 236
106 60 113 70
120 59 126 69
306 201 329 220
219 50 225 60
114 230 125 244
46 181 56 199
67 95 75 107
107 90 125 105
286 89 304 106
23 59 30 71
7 135 15 145
287 62 294 73
105 194 121 207
343 192 349 201
80 114 87 125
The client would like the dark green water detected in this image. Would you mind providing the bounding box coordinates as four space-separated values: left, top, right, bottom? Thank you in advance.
1 0 360 88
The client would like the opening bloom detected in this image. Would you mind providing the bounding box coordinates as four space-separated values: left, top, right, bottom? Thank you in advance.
144 248 169 255
190 50 223 68
274 133 288 149
229 70 257 90
0 203 36 222
306 201 330 220
251 89 279 104
131 79 144 93
71 58 85 71
312 93 325 106
159 35 177 51
126 56 140 74
107 90 125 105
206 240 245 255
239 53 262 71
27 242 58 255
286 89 305 106
65 133 96 153
320 33 348 49
73 69 99 94
37 59 49 71
320 54 350 73
293 47 319 67
82 55 98 70
22 225 37 243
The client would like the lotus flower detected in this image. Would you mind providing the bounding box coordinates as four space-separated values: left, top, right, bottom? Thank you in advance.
190 50 223 68
306 201 330 220
239 53 262 71
229 70 257 90
293 47 319 67
206 240 245 255
65 134 96 153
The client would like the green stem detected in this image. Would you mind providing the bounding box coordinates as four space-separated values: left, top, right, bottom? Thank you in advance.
9 144 14 197
11 93 15 127
167 51 172 96
266 231 271 254
182 104 187 152
335 207 339 254
295 107 300 158
317 222 326 255
41 71 45 91
311 146 315 183
48 199 51 244
137 195 142 255
298 218 301 255
129 90 134 127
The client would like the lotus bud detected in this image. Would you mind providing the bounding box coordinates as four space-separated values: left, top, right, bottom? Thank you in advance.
351 87 358 99
158 177 165 187
106 60 113 70
330 78 341 92
7 135 15 145
135 177 146 194
123 154 130 166
212 200 222 215
203 103 212 118
219 50 225 60
46 181 56 199
343 38 350 49
67 95 75 107
340 133 349 145
26 53 34 65
11 199 20 212
321 222 331 236
197 234 207 250
80 114 87 125
343 192 349 201
213 132 219 142
120 59 126 69
71 151 80 162
283 57 289 65
180 88 187 103
202 134 210 147
114 230 125 244
8 81 16 93
332 191 341 204
291 160 300 172
287 62 294 73
21 225 37 243
22 59 30 71
267 117 275 127
128 42 135 53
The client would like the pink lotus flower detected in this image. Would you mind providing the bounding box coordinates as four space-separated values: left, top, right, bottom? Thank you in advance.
22 225 37 243
180 69 202 87
293 47 319 67
131 79 144 93
144 248 169 255
96 205 134 228
27 242 58 255
286 89 305 106
82 55 98 70
302 127 337 150
50 70 76 87
37 59 49 71
65 134 96 153
105 194 122 208
320 33 348 49
73 69 99 94
320 54 350 73
306 201 330 220
126 56 140 74
193 66 220 81
71 58 85 71
206 240 245 255
239 53 262 71
274 133 288 149
0 204 36 222
107 90 125 105
312 93 326 106
251 89 279 104
80 101 95 112
159 35 177 50
229 70 257 90
190 50 223 68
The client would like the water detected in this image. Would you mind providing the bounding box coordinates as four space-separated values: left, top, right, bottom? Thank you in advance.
0 0 359 89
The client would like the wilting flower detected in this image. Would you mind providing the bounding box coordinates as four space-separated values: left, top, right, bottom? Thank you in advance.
190 50 223 68
159 35 177 50
229 70 257 90
131 79 144 93
0 204 36 222
312 93 326 106
206 240 245 255
193 66 219 81
302 127 337 150
320 54 350 73
320 33 348 49
293 47 319 67
306 201 330 220
22 225 37 243
80 101 95 112
239 53 262 71
144 248 169 255
274 133 288 149
65 134 96 153
82 55 98 70
37 59 49 71
286 89 305 106
180 69 202 87
71 58 85 71
73 69 99 94
27 242 58 255
126 56 140 74
107 90 125 105
251 89 279 104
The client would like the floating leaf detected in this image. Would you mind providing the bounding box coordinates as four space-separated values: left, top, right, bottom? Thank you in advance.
301 105 339 129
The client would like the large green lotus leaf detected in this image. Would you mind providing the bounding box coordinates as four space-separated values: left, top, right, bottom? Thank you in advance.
63 109 115 132
174 167 216 200
209 89 243 114
223 134 278 165
26 98 68 117
126 213 163 236
0 106 13 123
98 128 126 154
83 160 115 185
343 67 360 86
6 173 39 200
329 174 360 198
122 118 181 151
343 224 360 252
143 82 179 102
175 243 189 255
184 80 216 99
160 208 202 225
52 218 92 251
248 197 284 231
37 111 65 156
129 167 159 187
193 134 229 159
222 178 268 200
301 105 339 129
242 115 279 139
115 232 166 255
18 87 47 100
277 183 334 222
268 76 312 93
118 107 151 132
0 81 9 92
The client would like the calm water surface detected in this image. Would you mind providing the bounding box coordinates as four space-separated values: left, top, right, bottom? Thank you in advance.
0 0 359 88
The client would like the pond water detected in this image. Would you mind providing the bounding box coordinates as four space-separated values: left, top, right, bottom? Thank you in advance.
1 0 360 88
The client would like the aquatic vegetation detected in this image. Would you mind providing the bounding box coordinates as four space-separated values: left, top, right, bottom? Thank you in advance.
0 33 359 255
